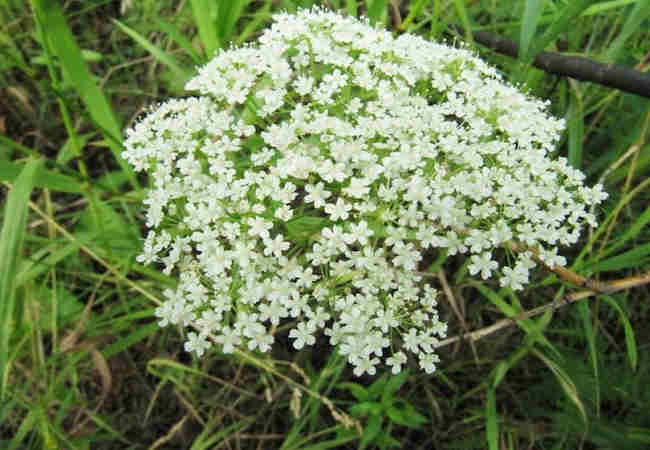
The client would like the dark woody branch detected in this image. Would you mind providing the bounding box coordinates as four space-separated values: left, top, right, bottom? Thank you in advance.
452 26 650 98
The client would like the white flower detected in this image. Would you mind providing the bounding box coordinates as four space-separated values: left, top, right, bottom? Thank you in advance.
353 357 380 376
125 7 606 377
324 198 352 221
386 351 407 374
468 252 499 280
305 182 331 208
348 220 374 246
247 217 273 239
289 322 316 349
184 332 211 357
263 235 290 258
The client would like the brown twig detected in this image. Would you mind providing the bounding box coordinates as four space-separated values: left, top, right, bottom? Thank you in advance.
450 25 650 98
437 270 650 349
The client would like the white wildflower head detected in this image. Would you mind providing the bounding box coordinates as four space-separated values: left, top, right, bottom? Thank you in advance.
124 8 607 376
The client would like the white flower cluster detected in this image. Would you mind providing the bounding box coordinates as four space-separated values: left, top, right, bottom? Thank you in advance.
123 8 607 376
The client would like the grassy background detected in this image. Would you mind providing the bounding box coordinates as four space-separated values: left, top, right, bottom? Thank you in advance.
1 0 649 448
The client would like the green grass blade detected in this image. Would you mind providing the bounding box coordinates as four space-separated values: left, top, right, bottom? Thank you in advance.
601 203 650 258
586 242 650 272
0 160 84 194
532 349 587 424
583 0 640 16
400 0 428 31
601 295 637 371
154 17 204 65
577 300 600 414
605 0 650 61
190 0 220 57
346 0 358 17
113 19 192 83
234 0 273 46
519 0 545 62
30 0 137 188
453 0 473 43
190 0 249 55
568 93 584 168
486 387 498 450
216 0 249 46
472 283 560 357
366 0 387 26
0 159 40 399
529 0 592 58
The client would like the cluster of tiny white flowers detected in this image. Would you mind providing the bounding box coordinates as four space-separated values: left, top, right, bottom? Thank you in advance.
123 8 607 376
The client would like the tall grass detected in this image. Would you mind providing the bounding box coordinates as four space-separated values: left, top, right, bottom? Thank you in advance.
1 0 649 448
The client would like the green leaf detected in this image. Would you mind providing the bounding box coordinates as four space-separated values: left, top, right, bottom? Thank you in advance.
77 200 140 259
398 402 429 427
349 402 382 418
338 381 369 402
359 413 382 450
385 404 409 426
286 216 331 243
366 373 388 399
381 370 408 408
0 159 41 398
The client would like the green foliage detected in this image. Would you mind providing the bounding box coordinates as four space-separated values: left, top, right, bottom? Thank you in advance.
339 371 428 449
1 0 649 448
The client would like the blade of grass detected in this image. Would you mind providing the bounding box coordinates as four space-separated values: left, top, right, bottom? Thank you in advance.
154 18 204 65
600 203 650 258
30 0 138 189
366 0 387 26
453 0 473 43
528 0 592 58
486 387 498 450
583 0 640 16
577 300 600 416
605 0 650 61
400 0 428 30
601 295 637 371
346 0 358 17
568 89 584 168
234 0 273 46
216 0 249 47
113 19 192 83
520 0 545 62
472 282 559 358
0 159 41 399
189 0 220 57
0 160 84 194
585 242 650 272
531 348 587 424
